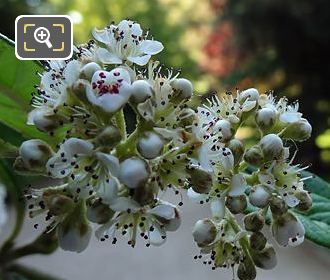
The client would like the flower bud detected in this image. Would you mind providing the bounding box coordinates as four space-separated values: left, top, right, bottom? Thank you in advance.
250 231 267 251
188 167 212 194
87 200 114 224
130 80 153 103
171 78 193 100
119 157 149 189
255 108 277 130
44 194 75 216
95 126 122 148
15 140 53 174
80 62 101 80
29 110 62 132
228 139 244 166
295 191 312 211
244 145 264 166
226 195 247 214
57 202 92 253
249 185 270 208
137 132 164 159
282 119 312 141
259 134 284 161
192 219 217 247
240 88 259 102
244 212 265 232
251 245 277 270
214 119 233 142
269 196 288 216
237 257 257 280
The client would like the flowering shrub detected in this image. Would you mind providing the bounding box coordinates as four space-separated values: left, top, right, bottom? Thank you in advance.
0 20 320 279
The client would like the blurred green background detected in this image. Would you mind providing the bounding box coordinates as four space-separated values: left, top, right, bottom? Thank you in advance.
1 0 329 177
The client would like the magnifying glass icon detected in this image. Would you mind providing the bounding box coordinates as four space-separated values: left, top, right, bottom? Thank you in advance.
34 27 53 48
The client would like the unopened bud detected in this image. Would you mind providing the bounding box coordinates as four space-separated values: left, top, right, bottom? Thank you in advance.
251 245 277 270
80 62 101 80
87 200 114 224
15 140 53 174
130 80 153 103
255 108 277 130
119 157 149 189
269 196 288 216
240 88 259 102
228 139 244 166
95 126 121 148
44 194 74 216
259 134 284 161
244 212 265 232
282 119 312 141
137 132 164 159
188 166 212 194
237 256 257 280
29 110 62 132
244 145 264 167
249 185 270 208
57 202 91 253
226 195 247 214
171 78 193 100
214 119 233 142
295 191 312 211
250 231 267 251
192 219 217 247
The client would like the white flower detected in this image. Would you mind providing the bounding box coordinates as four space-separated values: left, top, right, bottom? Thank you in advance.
0 184 8 233
86 68 132 113
93 20 163 66
258 159 311 208
46 138 94 178
271 212 305 247
29 60 82 126
95 200 180 247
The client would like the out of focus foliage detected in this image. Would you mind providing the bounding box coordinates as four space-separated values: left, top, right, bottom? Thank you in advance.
202 0 330 176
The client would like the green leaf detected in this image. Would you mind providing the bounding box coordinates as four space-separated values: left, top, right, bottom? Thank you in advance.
292 171 330 248
0 33 52 143
0 138 18 158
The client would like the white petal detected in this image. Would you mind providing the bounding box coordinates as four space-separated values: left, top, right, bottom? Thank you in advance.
148 204 175 220
280 112 302 123
210 198 225 220
96 48 122 64
149 224 166 246
92 28 110 44
96 152 120 177
57 223 92 253
110 197 140 212
63 138 93 157
139 40 164 55
63 60 81 86
128 55 151 66
187 188 208 203
228 173 247 197
96 177 118 205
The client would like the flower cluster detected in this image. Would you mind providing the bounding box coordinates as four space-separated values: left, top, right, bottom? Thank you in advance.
15 20 312 279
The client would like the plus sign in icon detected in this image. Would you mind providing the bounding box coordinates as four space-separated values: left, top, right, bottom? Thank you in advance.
15 15 73 60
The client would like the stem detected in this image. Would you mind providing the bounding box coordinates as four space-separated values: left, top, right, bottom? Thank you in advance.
226 210 252 260
114 109 127 140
